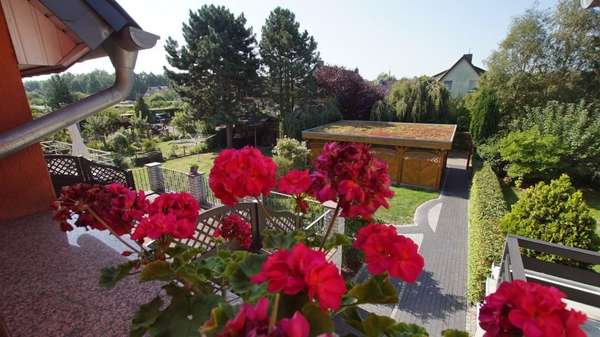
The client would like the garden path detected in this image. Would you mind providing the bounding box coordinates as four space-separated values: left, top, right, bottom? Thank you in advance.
356 153 470 336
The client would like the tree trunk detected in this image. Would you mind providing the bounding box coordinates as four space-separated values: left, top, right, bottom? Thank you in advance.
226 123 233 148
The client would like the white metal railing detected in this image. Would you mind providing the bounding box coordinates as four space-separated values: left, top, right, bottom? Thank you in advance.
41 140 114 166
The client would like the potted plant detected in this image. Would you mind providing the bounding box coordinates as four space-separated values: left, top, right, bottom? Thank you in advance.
190 163 199 175
51 143 588 337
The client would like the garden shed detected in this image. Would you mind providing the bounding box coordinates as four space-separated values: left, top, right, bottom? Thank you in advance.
302 120 456 190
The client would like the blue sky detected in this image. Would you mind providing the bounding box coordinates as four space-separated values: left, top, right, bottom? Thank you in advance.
62 0 559 81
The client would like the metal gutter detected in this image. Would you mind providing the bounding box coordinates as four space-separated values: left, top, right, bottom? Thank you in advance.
0 26 158 159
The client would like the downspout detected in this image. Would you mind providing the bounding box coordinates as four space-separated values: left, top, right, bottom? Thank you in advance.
0 27 150 159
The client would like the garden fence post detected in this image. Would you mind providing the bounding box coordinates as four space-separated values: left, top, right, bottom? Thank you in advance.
187 173 204 204
145 162 164 193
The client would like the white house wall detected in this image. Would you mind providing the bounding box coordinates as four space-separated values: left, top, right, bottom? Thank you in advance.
440 59 480 97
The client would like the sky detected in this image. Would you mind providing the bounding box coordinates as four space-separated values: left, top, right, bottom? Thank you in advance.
51 0 559 81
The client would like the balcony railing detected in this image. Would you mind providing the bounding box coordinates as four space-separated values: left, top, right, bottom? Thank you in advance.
41 140 114 166
498 235 600 308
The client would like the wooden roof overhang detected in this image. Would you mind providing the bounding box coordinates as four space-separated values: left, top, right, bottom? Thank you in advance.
302 120 457 150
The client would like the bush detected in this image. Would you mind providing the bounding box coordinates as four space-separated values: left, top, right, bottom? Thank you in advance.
283 99 342 139
132 151 164 167
387 76 450 123
500 174 598 265
476 136 504 175
513 101 600 185
499 128 565 183
468 164 507 304
467 87 500 144
369 99 396 122
141 139 158 152
272 137 310 176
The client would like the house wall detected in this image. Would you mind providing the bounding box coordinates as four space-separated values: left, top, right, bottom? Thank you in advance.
440 59 480 97
0 6 56 222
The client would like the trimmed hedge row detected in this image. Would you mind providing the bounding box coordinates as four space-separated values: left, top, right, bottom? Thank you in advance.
468 163 507 304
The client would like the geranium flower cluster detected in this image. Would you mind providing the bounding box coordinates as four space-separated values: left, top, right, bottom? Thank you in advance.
278 169 311 213
52 183 147 234
214 214 253 249
131 192 199 241
309 142 394 219
209 146 277 206
211 298 310 337
251 243 346 311
479 280 587 337
353 224 424 283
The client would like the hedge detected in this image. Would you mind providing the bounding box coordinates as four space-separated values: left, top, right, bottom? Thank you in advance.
468 163 507 304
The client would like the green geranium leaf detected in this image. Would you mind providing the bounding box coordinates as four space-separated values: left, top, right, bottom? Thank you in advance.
140 260 175 282
363 314 396 337
100 261 136 289
341 307 364 333
348 275 398 304
147 293 223 337
262 230 307 249
130 297 162 337
386 322 429 337
441 329 469 337
229 253 267 301
323 233 353 250
200 303 235 337
301 302 334 337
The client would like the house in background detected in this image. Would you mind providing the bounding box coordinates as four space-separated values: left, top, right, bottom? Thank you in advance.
432 54 485 97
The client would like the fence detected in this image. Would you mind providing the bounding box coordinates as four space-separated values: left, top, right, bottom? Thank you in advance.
497 235 600 307
162 168 190 193
263 191 327 228
41 140 114 166
129 167 151 192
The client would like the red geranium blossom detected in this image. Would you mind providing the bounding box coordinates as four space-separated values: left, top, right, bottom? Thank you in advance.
251 243 346 311
309 142 394 219
52 183 147 235
279 170 311 195
279 169 311 213
209 146 277 206
131 192 199 241
214 298 310 337
479 280 587 337
214 214 253 249
216 297 270 337
353 224 424 282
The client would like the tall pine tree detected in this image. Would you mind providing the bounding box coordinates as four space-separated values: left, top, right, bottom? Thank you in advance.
259 7 320 136
164 5 261 148
46 74 74 110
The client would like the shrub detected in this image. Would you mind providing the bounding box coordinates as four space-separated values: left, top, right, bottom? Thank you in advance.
500 174 598 265
272 137 310 176
468 164 507 304
476 136 505 175
467 87 500 144
282 99 342 139
369 99 396 122
132 151 164 167
387 76 450 123
141 139 157 152
513 101 600 185
498 128 565 183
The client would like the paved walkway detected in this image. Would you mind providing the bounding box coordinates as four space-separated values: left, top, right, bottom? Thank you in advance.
357 154 470 336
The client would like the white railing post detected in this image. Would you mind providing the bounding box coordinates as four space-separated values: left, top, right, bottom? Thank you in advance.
145 162 164 193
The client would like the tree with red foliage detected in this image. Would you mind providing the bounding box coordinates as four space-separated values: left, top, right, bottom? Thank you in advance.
314 65 383 120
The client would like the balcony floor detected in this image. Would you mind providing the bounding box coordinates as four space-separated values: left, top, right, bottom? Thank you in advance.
0 211 159 337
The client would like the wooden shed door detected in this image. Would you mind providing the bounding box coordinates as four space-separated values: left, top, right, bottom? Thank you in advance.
401 150 439 189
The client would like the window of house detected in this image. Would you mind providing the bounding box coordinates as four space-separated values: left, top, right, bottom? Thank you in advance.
468 80 477 91
443 80 453 90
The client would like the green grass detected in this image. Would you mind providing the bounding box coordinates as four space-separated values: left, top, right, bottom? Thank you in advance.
374 185 439 225
162 152 218 173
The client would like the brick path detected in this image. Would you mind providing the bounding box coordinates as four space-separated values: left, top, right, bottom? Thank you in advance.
356 155 470 336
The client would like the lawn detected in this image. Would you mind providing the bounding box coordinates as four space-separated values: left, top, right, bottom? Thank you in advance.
162 152 218 173
374 185 439 225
